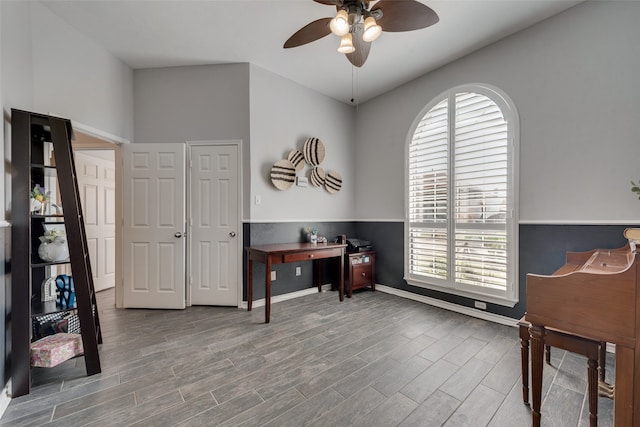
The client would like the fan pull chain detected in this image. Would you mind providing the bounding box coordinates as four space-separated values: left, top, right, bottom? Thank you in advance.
351 65 359 109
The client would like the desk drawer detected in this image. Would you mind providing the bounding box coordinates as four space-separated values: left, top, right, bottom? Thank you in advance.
352 265 372 287
283 248 342 263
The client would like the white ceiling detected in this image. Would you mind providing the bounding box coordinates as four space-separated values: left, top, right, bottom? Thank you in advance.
42 0 583 105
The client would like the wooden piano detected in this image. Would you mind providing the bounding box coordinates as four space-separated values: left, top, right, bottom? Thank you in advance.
525 244 640 426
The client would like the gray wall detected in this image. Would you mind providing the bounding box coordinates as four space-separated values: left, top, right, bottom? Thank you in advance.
0 224 8 388
244 221 357 300
354 1 640 223
134 64 250 144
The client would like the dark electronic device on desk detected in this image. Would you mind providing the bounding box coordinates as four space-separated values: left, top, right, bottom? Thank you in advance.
335 235 372 253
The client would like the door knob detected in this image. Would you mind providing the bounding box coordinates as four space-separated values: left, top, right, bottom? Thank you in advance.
229 231 236 237
174 232 183 238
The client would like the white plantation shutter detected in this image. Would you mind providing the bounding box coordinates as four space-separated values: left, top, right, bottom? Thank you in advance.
409 98 448 280
407 86 518 305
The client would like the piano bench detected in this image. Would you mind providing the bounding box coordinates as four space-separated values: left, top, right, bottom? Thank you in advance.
518 317 605 427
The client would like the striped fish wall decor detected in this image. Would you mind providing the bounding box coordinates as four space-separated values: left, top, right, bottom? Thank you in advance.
303 137 325 166
310 167 325 187
287 149 305 172
325 170 342 193
270 159 296 190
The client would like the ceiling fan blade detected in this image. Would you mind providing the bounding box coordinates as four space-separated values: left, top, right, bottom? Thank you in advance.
313 0 341 5
283 18 333 48
372 0 439 32
346 27 371 67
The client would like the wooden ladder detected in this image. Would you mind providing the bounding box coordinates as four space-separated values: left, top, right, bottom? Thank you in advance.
48 115 103 375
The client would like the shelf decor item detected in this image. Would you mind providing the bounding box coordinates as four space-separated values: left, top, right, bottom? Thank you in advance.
37 230 69 262
32 311 81 341
305 227 319 244
30 184 50 214
30 333 84 368
55 274 75 309
41 277 57 302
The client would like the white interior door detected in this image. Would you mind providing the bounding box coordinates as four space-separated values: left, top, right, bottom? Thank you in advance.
75 150 116 292
122 143 186 309
189 144 239 306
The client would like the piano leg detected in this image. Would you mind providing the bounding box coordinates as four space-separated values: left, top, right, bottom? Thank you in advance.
598 342 606 382
587 357 598 427
518 323 530 405
530 324 546 427
545 345 551 364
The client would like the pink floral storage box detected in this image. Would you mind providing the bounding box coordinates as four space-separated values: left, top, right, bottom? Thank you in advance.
30 333 84 368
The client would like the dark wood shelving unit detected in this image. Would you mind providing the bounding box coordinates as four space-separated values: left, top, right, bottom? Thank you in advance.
11 109 102 397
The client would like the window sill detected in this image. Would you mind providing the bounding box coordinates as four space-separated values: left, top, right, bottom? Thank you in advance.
404 277 518 308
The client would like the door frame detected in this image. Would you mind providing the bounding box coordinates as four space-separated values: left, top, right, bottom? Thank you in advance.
186 140 243 308
71 129 124 308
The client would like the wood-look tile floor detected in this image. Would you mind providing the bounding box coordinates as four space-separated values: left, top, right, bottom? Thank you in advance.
2 288 614 426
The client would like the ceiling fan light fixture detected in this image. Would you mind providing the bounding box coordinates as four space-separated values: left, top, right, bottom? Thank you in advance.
330 9 350 36
337 33 355 54
284 0 440 67
362 16 382 42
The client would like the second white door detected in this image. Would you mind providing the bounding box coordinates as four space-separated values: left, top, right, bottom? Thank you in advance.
75 150 116 292
189 144 239 306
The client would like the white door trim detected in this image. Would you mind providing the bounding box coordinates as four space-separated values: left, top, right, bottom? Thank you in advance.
71 131 123 308
186 140 243 308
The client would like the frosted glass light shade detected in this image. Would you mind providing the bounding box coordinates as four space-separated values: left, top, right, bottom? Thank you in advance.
362 16 382 42
330 10 350 36
337 33 355 54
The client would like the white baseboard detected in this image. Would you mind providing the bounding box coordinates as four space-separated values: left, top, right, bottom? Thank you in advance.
240 284 332 310
241 282 518 327
0 381 11 419
374 285 619 353
375 284 519 327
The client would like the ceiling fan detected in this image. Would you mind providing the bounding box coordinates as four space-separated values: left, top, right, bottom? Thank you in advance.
284 0 439 67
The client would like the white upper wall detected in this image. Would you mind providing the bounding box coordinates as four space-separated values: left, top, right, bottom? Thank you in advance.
30 2 134 141
249 64 356 222
1 1 133 220
2 1 34 114
354 1 640 224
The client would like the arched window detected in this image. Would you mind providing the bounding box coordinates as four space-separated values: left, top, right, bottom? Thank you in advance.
405 85 519 306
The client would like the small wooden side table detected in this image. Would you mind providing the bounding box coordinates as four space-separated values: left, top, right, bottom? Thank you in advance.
345 251 376 297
